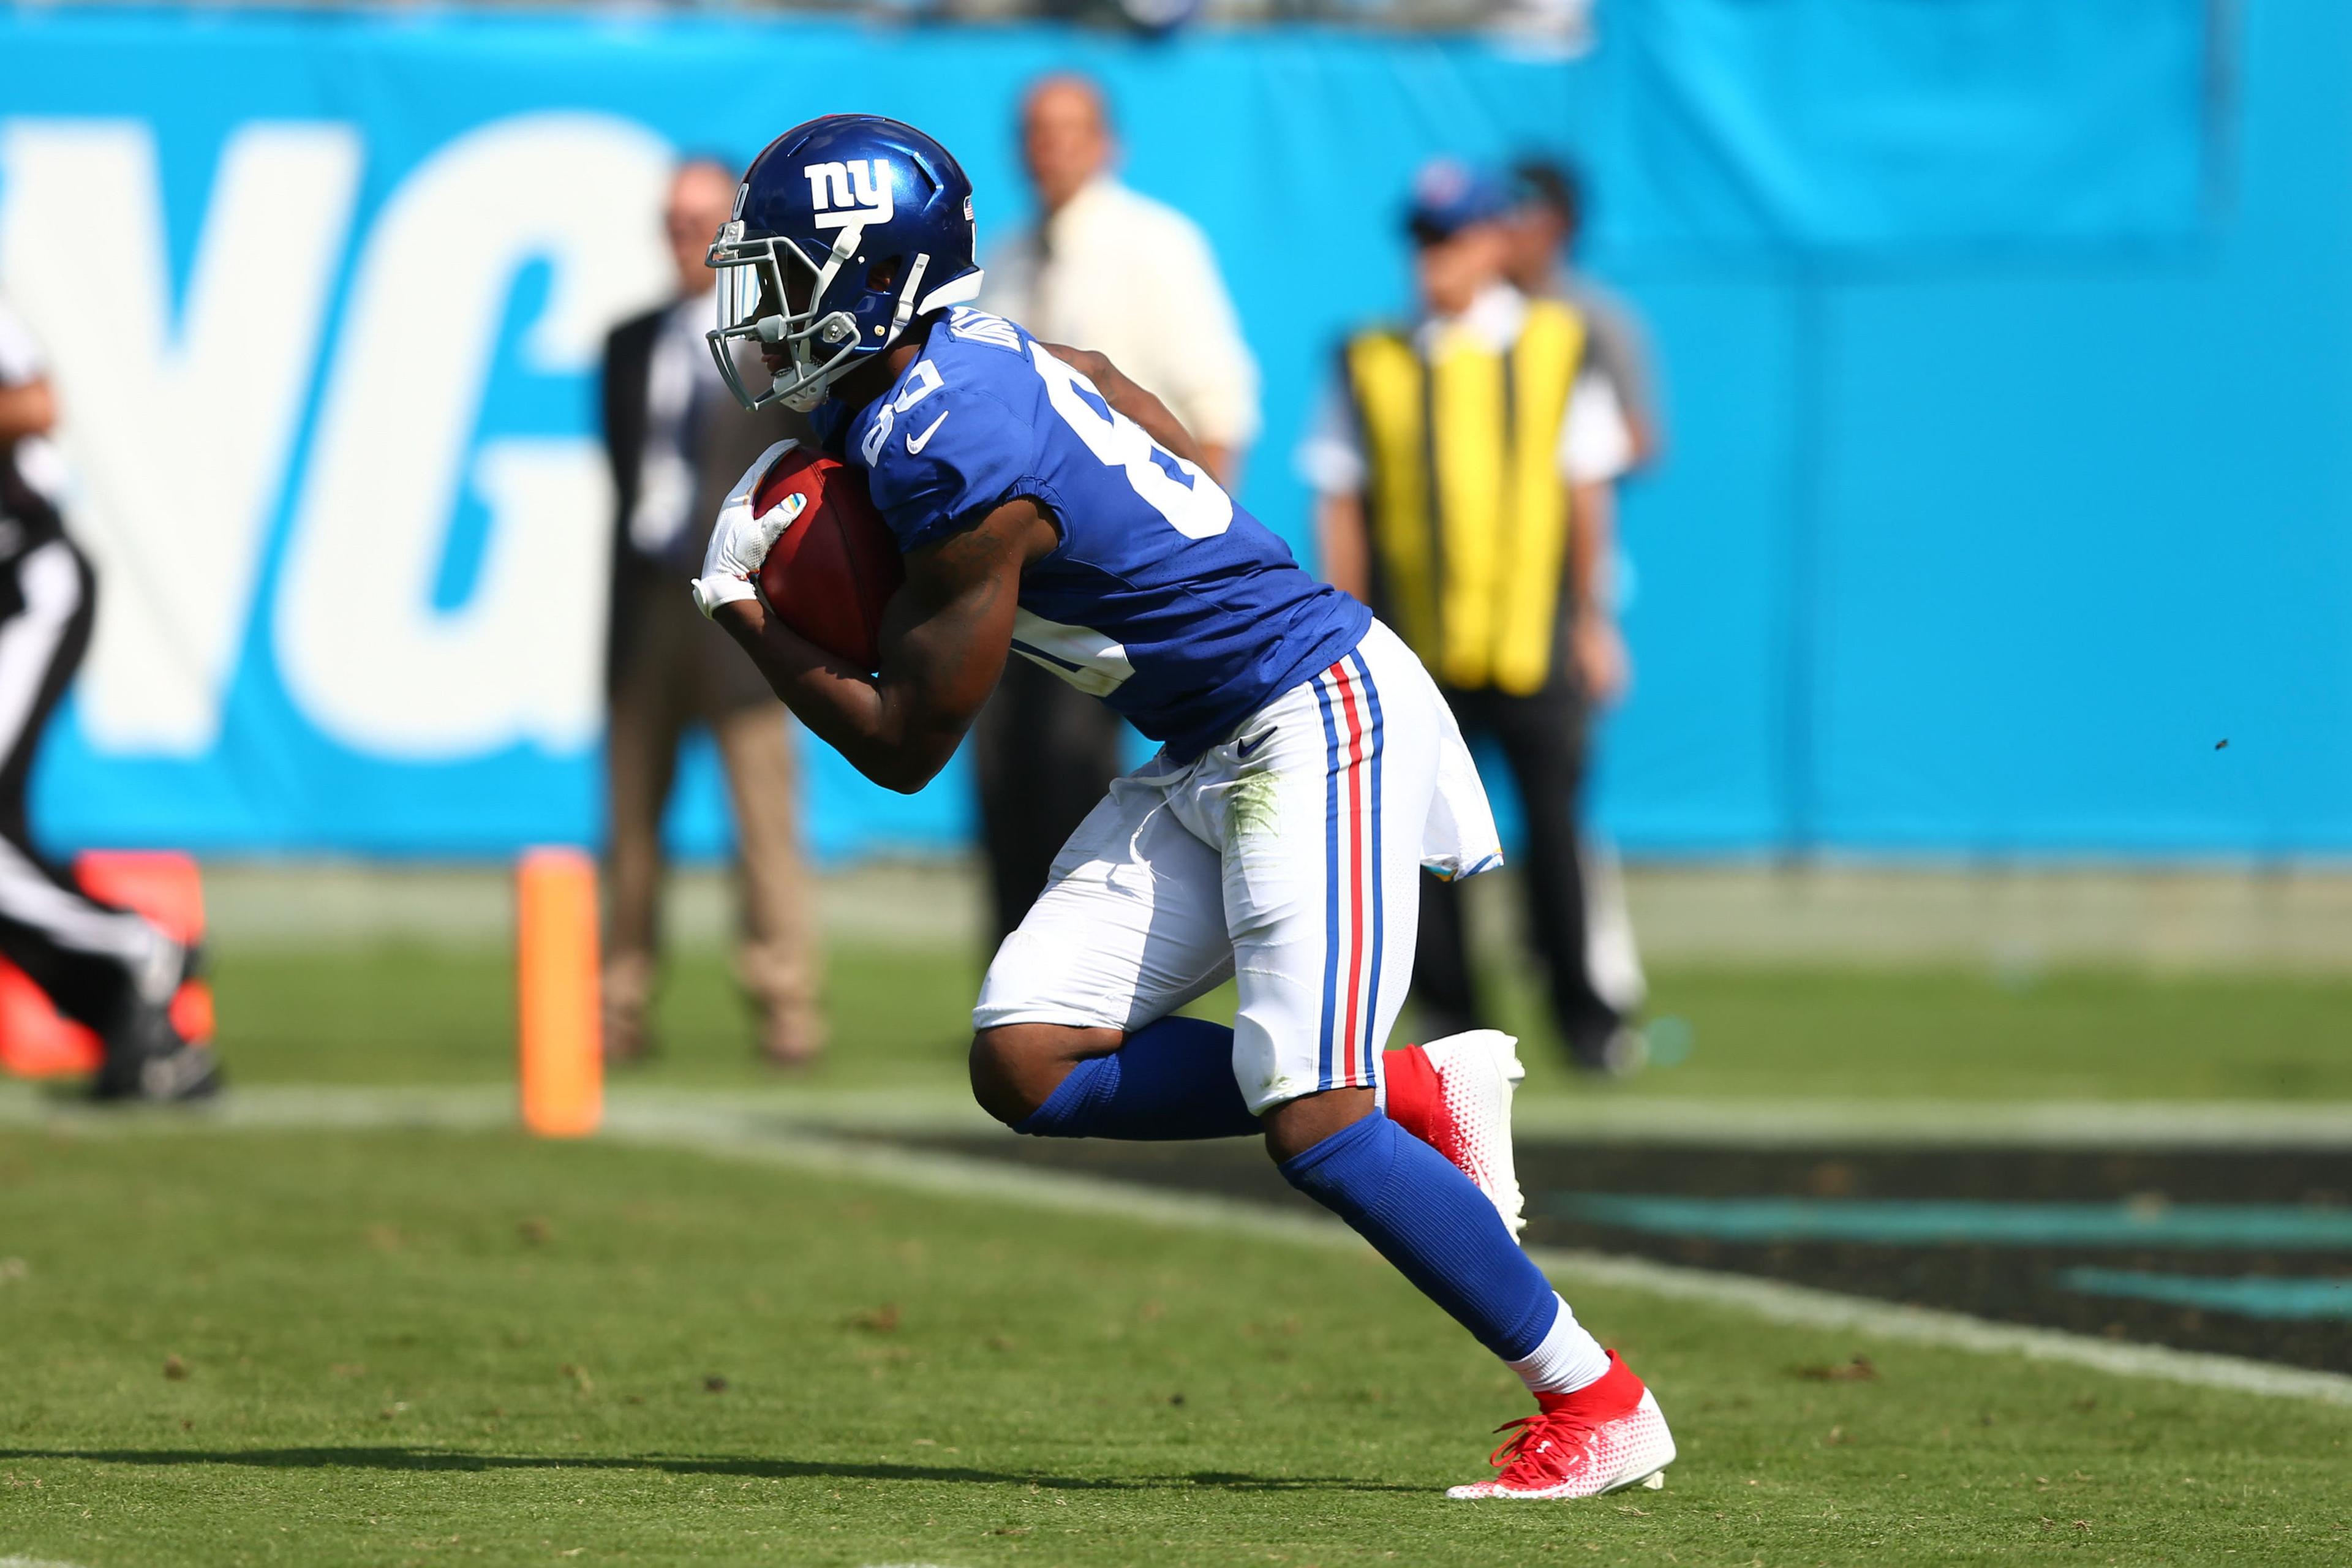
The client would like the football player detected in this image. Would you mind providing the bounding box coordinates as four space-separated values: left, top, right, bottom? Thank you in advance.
688 116 1673 1499
0 296 217 1101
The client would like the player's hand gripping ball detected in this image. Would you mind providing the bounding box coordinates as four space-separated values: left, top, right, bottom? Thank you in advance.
692 440 905 672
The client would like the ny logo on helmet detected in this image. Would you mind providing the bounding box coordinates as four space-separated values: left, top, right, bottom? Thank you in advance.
804 160 895 230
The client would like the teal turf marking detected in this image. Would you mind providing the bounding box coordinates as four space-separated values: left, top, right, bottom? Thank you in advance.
2060 1268 2352 1320
1552 1194 2352 1250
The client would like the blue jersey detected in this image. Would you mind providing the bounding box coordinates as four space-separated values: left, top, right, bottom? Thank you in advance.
830 308 1370 761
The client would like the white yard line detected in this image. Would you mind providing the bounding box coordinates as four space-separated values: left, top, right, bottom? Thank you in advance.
5 1083 2350 1408
596 1109 2352 1409
0 1083 515 1134
10 1083 2352 1148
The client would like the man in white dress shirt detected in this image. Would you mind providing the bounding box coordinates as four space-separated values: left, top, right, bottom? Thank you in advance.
982 74 1259 485
969 74 1264 943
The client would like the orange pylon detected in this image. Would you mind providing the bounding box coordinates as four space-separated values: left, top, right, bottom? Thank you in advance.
516 847 601 1137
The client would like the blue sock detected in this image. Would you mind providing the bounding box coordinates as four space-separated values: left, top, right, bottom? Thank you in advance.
1280 1110 1561 1360
1013 1017 1261 1140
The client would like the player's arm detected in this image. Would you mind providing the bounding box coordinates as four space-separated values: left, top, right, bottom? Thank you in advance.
709 499 1056 794
1039 342 1210 473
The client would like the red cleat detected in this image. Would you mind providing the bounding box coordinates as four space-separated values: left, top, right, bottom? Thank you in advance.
1447 1352 1676 1500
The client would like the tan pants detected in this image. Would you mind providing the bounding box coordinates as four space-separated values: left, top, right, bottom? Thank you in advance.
603 589 822 1063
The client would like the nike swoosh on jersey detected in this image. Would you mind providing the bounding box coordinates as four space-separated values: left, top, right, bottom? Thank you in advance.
905 410 951 454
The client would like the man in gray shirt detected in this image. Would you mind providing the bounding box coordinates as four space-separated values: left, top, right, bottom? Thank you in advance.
1509 158 1664 472
1501 156 1662 1062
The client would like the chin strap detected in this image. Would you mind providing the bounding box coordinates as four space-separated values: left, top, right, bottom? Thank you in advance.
774 246 975 412
885 253 932 349
784 253 930 412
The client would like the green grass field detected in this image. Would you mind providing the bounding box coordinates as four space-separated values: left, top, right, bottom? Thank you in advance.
4 937 2350 1566
4 1128 2347 1568
206 940 2352 1102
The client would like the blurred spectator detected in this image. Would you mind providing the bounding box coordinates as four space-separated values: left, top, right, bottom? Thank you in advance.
973 72 1262 942
1507 156 1664 470
985 77 1261 478
0 295 217 1100
1300 159 1642 1074
598 158 822 1068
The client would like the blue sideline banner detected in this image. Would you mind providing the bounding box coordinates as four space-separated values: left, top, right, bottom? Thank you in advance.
1613 0 2214 254
0 4 2263 861
0 12 1593 859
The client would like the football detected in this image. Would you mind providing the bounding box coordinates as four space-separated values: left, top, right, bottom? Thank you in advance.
752 445 905 673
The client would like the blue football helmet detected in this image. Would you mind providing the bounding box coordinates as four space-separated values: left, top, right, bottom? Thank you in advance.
706 115 984 413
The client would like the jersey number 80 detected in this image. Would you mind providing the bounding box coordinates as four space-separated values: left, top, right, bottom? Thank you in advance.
1031 347 1234 541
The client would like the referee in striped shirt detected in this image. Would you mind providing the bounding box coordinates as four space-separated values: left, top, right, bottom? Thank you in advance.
0 296 217 1101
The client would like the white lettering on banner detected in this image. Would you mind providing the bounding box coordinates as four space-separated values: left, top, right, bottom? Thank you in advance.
275 113 671 758
0 120 361 755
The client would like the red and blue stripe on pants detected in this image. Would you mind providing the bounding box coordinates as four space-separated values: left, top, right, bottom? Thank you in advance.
1313 649 1385 1091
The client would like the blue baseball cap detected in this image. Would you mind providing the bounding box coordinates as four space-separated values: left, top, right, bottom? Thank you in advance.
1405 158 1513 244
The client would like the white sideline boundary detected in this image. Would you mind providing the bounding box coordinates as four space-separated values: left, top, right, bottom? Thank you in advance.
13 1084 2352 1148
597 1109 2352 1410
5 1084 2350 1409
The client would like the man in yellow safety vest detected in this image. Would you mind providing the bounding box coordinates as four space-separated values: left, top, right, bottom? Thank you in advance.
1300 159 1643 1075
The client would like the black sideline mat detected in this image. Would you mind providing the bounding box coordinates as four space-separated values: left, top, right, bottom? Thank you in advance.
891 1134 2352 1374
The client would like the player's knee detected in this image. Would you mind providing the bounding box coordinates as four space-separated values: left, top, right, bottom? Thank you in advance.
1260 1085 1379 1166
968 1023 1118 1129
968 1029 1040 1126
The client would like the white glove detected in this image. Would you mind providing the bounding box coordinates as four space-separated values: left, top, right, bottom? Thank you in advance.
690 439 805 618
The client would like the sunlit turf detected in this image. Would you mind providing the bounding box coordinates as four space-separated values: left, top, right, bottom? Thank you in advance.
202 942 984 1094
1 1128 2345 1568
203 940 2352 1102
